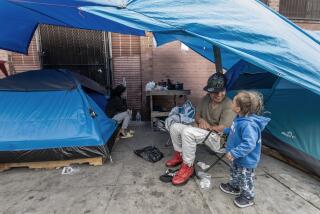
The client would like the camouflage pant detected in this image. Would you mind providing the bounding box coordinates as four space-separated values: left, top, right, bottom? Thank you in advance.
229 162 255 199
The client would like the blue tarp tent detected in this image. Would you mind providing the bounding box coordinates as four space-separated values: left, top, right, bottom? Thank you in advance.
1 0 320 95
0 69 118 162
0 0 319 171
226 60 320 176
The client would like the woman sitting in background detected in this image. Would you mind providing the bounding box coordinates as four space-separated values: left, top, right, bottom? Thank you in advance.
105 84 133 139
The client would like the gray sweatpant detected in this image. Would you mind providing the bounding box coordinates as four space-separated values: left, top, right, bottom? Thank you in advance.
170 123 221 166
113 111 131 129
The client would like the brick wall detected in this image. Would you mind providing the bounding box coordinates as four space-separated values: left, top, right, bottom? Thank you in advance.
113 33 216 118
10 34 41 73
294 20 320 31
152 41 215 106
111 33 142 115
138 34 216 119
0 34 41 79
0 50 8 62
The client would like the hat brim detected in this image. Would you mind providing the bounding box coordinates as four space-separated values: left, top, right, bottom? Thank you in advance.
203 86 226 93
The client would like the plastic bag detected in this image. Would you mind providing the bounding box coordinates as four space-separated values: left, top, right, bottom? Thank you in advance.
197 161 210 170
134 146 164 163
197 171 212 190
199 178 212 189
145 81 156 91
61 166 80 175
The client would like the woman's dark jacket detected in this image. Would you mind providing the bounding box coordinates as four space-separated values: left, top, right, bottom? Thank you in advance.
105 96 127 118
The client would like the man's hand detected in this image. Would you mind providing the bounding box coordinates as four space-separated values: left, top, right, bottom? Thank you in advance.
209 125 220 133
198 118 211 130
226 152 234 161
209 125 225 133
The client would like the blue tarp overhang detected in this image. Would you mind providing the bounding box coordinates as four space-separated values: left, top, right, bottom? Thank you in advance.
1 0 320 95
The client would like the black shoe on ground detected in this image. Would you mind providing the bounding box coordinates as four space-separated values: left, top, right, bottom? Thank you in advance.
159 168 179 183
234 195 254 208
219 183 240 195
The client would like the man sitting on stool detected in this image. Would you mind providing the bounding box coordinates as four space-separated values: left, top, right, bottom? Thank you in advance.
165 73 236 186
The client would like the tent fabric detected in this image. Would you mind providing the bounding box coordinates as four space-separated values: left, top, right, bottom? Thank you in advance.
0 69 117 152
263 132 320 178
71 72 108 95
308 31 320 41
1 0 320 96
0 69 108 94
0 1 67 53
153 32 242 69
226 60 320 176
0 1 146 53
87 92 109 111
226 60 278 90
0 69 77 91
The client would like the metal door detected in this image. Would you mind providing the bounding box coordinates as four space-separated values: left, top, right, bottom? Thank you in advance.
39 25 112 88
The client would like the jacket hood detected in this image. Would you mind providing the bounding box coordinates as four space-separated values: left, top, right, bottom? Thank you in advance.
237 114 270 131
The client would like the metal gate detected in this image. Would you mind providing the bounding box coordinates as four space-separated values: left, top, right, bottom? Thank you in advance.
39 25 112 88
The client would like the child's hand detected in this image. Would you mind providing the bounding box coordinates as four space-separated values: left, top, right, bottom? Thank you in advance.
226 152 234 161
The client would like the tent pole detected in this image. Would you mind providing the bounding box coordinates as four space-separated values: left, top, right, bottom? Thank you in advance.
213 46 223 73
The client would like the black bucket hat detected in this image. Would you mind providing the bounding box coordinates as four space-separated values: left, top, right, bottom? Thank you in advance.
203 72 227 93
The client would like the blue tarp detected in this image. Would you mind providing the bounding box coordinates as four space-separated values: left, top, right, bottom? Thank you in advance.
1 0 320 96
308 31 320 41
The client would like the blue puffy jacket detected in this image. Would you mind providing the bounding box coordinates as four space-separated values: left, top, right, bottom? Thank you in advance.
224 114 270 168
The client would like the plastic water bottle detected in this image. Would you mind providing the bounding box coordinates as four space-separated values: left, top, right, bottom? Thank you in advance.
136 111 141 123
197 171 212 190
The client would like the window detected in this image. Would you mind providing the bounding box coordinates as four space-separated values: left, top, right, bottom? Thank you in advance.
280 0 320 20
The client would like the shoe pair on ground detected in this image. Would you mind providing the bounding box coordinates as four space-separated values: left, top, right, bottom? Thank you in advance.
165 151 194 186
219 183 254 208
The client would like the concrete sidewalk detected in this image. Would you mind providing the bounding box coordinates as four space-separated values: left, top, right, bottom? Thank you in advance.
0 123 319 214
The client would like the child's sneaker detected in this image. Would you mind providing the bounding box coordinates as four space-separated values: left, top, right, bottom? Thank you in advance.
219 183 240 195
234 195 254 208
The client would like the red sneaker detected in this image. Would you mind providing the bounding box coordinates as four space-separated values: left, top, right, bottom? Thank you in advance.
165 151 183 167
172 163 194 186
